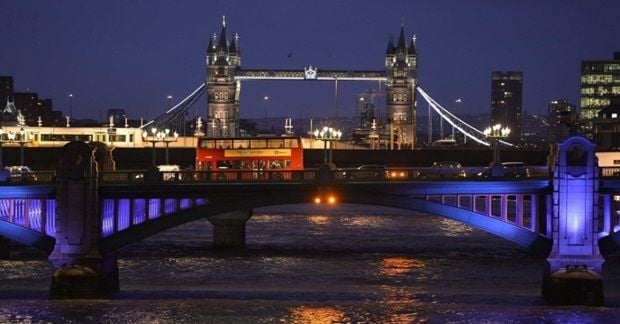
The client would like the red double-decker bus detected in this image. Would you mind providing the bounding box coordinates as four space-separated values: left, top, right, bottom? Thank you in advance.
195 136 304 177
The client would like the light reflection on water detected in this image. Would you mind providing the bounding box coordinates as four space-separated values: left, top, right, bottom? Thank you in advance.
1 203 620 322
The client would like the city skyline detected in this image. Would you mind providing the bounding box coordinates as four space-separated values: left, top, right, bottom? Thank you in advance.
1 0 619 121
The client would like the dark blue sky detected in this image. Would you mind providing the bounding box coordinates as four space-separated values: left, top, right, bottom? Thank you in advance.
1 1 619 121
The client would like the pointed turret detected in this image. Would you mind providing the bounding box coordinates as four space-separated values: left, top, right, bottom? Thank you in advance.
216 16 229 52
396 23 407 53
385 35 395 55
207 33 216 54
408 35 416 55
229 33 238 54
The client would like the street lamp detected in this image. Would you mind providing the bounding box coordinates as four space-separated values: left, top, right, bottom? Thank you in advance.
263 96 269 127
69 93 73 119
142 127 179 166
7 127 33 166
313 126 342 165
483 124 510 176
0 127 4 167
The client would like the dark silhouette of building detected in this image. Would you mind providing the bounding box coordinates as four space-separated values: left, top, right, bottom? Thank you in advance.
593 106 620 150
580 52 620 137
548 99 578 143
0 76 65 127
490 71 522 143
0 76 13 107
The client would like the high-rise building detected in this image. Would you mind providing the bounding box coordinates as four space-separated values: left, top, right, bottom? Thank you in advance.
548 99 577 143
490 71 522 143
0 76 13 106
580 52 620 137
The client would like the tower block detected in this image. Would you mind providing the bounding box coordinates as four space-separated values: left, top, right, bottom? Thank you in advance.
385 23 417 149
206 16 241 138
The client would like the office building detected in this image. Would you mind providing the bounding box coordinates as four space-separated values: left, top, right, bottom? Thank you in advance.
548 99 577 143
580 52 620 137
490 71 522 143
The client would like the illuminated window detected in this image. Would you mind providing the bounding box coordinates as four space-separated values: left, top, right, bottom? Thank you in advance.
613 113 618 119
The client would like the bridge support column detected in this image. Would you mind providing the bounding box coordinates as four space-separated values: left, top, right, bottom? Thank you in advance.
0 235 9 259
48 142 118 299
207 209 252 248
542 136 604 306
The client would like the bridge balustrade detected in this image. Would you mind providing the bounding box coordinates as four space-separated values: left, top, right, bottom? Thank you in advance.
0 198 56 236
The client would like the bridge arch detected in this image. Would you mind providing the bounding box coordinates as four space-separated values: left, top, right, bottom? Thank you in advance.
99 189 551 256
0 220 55 253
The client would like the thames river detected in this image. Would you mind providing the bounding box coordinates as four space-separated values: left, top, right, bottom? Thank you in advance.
1 204 620 323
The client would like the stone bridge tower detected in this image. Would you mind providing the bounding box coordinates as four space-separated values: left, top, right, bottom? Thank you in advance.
206 16 241 137
385 22 417 149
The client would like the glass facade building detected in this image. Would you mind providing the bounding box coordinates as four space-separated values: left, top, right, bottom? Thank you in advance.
580 52 620 136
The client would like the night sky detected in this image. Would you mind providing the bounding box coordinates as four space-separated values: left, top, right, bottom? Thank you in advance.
1 0 619 122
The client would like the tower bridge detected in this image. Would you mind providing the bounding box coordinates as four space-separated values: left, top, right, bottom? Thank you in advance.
0 136 617 305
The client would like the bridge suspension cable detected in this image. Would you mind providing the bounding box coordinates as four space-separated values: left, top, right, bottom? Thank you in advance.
143 83 206 129
416 87 514 147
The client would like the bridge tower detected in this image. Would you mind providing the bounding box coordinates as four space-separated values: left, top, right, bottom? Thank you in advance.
543 135 605 305
385 22 417 149
206 16 241 137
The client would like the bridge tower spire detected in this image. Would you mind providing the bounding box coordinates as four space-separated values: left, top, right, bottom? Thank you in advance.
385 22 417 149
206 16 241 137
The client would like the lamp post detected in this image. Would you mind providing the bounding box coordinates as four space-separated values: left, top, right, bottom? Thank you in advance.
483 123 510 176
7 127 32 166
69 93 73 120
0 127 4 167
142 127 179 166
313 126 342 166
263 96 269 128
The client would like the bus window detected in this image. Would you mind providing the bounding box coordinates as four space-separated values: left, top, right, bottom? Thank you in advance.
285 139 299 148
268 139 284 148
250 139 266 148
218 140 233 149
201 140 216 149
233 140 249 148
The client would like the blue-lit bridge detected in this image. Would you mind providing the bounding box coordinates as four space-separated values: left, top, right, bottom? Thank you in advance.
0 136 619 305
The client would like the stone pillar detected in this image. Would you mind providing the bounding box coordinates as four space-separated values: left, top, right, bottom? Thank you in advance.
0 236 9 259
48 141 118 299
542 136 604 306
207 209 252 248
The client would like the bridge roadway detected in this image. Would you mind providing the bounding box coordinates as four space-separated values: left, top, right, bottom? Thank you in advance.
0 166 584 253
0 167 553 251
3 165 620 256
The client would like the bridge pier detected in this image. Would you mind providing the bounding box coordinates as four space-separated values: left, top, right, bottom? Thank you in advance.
48 142 118 298
542 136 604 306
0 235 9 259
207 209 252 248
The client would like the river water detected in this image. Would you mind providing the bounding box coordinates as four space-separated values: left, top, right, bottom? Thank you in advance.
1 204 620 323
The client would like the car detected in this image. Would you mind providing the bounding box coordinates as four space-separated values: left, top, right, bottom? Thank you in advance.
344 164 388 180
429 161 467 178
157 164 182 181
476 162 529 178
501 162 529 178
4 165 38 182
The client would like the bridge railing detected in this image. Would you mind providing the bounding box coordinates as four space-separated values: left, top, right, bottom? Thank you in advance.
0 171 56 184
99 169 319 184
98 166 552 184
